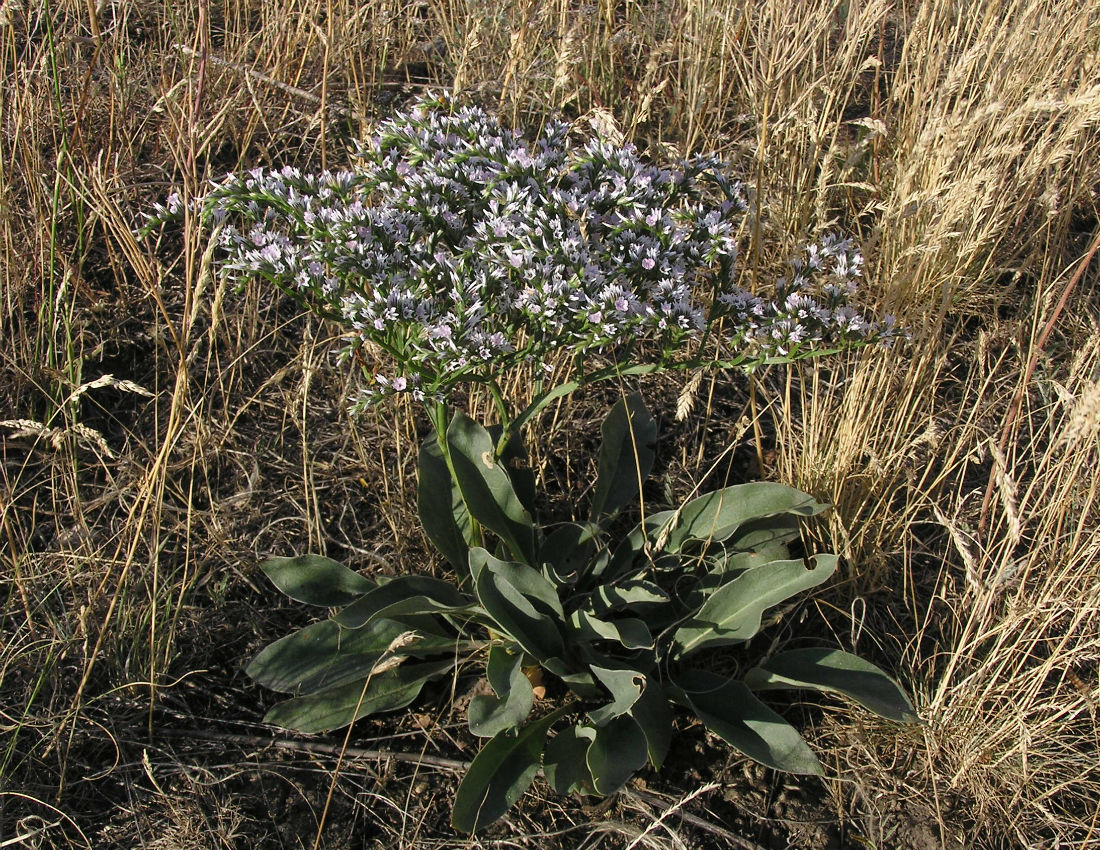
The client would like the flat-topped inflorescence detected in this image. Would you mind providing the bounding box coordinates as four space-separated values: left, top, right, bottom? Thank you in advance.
147 94 896 407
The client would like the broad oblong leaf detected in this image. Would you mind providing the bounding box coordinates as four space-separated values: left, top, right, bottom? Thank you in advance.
246 615 452 694
539 522 600 585
590 394 657 523
468 645 536 737
469 548 567 666
629 677 673 769
487 424 537 517
672 555 838 659
452 707 569 833
588 580 669 615
662 483 827 554
260 555 374 607
558 667 600 699
588 665 647 725
448 413 537 565
745 648 918 723
418 437 474 572
604 509 676 580
263 658 453 734
684 547 793 610
724 514 804 552
673 670 822 775
585 716 650 795
543 724 594 795
570 610 654 651
333 575 474 629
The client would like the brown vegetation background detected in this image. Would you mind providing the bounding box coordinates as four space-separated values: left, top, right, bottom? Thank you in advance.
2 0 1099 847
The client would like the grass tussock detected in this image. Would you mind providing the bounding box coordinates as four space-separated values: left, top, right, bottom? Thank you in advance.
2 0 1098 847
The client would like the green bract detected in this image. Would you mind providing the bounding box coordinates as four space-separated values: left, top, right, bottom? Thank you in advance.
246 395 916 833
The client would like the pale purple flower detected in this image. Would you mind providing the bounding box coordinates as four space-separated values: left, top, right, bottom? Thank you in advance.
168 92 894 405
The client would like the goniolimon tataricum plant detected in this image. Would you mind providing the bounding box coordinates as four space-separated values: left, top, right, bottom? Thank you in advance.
245 395 916 833
145 93 915 833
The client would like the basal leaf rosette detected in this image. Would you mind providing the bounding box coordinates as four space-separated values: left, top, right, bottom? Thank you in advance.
245 397 917 833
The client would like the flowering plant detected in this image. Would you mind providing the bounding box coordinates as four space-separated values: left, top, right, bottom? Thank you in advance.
148 94 912 833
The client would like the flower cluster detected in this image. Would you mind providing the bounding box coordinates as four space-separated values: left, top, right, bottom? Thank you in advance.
149 94 895 405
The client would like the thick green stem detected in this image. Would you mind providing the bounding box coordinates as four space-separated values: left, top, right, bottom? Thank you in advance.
429 398 451 451
486 380 512 437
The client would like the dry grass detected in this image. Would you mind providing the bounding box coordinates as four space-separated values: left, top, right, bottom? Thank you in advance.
2 0 1098 847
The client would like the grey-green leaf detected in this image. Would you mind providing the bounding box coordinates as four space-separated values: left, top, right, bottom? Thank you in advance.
448 413 537 565
487 424 537 517
570 610 654 650
745 648 918 723
588 580 669 615
260 555 375 607
540 522 600 585
543 724 594 795
590 393 657 523
661 483 828 554
673 670 822 775
684 548 791 609
672 555 838 659
588 665 646 725
246 615 452 694
470 548 566 665
418 437 474 572
585 716 650 795
452 707 568 833
724 513 804 552
468 646 535 737
629 676 673 769
604 509 675 579
334 575 475 629
262 658 453 734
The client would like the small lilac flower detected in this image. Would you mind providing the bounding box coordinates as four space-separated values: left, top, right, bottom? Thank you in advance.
167 92 894 406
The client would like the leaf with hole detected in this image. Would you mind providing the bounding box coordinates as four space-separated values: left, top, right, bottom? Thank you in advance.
588 665 647 725
672 555 838 659
628 674 673 769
